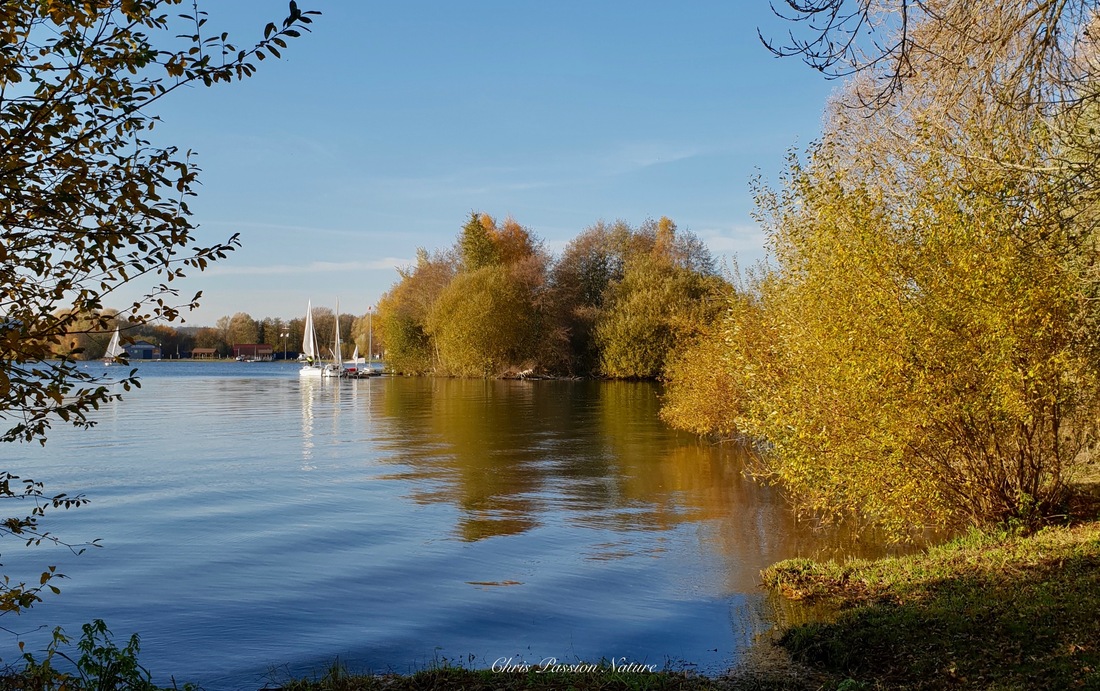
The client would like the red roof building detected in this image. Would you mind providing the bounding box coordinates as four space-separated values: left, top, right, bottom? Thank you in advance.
232 344 275 361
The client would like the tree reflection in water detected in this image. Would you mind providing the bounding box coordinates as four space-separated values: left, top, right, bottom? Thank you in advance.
373 378 909 577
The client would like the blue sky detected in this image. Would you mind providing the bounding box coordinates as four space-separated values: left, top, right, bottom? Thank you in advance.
142 1 836 326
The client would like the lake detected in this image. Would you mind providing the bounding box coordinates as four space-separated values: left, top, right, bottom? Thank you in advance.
1 362 884 690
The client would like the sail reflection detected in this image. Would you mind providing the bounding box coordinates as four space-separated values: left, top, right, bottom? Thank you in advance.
300 376 318 471
299 374 389 474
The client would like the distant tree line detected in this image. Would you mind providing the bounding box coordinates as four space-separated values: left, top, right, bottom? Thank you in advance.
52 307 378 362
376 212 728 378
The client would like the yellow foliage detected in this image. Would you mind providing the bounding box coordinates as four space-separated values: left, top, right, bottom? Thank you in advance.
659 308 743 439
596 253 726 379
426 265 541 377
735 138 1097 535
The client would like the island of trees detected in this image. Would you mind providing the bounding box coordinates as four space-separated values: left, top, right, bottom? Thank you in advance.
377 212 727 378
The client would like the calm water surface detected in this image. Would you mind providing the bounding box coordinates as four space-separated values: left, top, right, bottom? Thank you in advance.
2 362 883 690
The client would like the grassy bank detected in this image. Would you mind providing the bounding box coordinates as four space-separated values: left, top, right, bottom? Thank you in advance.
273 664 764 691
266 653 842 691
761 519 1100 689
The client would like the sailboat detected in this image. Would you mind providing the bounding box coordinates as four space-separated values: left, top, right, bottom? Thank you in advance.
103 326 125 365
299 300 324 378
344 344 372 378
322 298 343 378
347 344 361 375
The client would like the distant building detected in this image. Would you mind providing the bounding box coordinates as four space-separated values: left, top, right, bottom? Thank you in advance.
233 344 274 361
124 341 161 360
190 348 218 359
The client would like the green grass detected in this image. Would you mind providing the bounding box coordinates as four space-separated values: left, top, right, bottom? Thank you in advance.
281 667 702 691
761 521 1100 689
264 655 827 691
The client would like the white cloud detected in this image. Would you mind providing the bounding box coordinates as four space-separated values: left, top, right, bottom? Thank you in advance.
351 139 717 203
697 223 766 254
595 141 705 176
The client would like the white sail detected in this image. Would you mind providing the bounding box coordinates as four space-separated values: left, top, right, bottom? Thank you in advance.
299 300 323 378
104 326 125 362
301 300 319 360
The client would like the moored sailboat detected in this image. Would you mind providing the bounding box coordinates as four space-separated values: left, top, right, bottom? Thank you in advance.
104 326 125 365
322 298 343 378
299 300 324 378
343 344 376 378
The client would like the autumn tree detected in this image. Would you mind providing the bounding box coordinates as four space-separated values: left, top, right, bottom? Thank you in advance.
458 211 500 271
664 1 1100 532
547 221 634 375
259 317 291 355
309 305 337 357
428 215 549 376
659 288 754 439
426 264 543 376
380 213 556 376
745 133 1099 533
763 1 1092 106
377 249 458 374
764 0 1100 220
594 218 725 379
224 312 259 347
383 213 720 379
49 308 125 361
0 0 316 613
193 327 222 352
145 323 190 359
2 0 315 438
733 0 1100 533
282 317 305 359
490 216 542 265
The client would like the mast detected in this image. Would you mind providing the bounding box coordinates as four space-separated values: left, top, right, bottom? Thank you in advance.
333 298 342 368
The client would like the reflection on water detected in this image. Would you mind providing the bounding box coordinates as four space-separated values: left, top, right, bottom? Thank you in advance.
378 379 719 543
1 363 903 691
369 378 882 584
301 377 316 470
